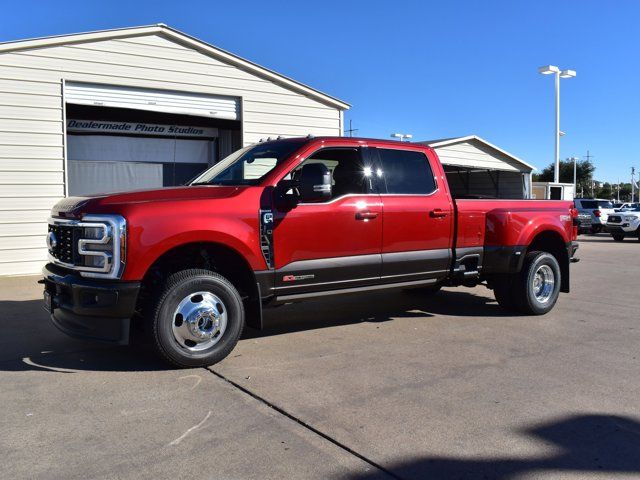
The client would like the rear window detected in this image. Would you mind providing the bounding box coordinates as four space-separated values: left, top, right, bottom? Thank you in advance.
578 200 612 209
377 149 436 194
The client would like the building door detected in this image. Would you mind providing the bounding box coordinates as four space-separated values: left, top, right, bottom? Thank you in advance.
550 186 563 200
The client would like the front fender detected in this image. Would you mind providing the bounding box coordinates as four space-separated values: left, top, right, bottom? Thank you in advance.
121 206 264 281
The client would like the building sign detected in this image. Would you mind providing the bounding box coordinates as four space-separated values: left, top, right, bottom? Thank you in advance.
67 120 218 138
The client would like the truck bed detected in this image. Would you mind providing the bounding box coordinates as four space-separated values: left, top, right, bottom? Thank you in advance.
454 199 575 249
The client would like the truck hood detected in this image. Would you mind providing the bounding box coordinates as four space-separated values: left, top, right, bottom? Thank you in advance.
51 186 245 218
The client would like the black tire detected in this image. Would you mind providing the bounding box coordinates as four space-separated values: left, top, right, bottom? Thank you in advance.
151 269 245 368
511 251 561 315
493 275 518 311
590 225 601 234
612 233 625 242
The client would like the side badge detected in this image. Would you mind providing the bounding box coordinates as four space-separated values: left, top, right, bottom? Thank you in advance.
282 274 315 282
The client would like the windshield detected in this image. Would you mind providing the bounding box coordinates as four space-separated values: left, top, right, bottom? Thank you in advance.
190 140 305 186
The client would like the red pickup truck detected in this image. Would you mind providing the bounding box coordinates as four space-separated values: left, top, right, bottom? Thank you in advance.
43 137 579 367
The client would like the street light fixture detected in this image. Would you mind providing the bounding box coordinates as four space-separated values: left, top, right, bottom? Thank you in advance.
391 133 413 142
538 65 577 184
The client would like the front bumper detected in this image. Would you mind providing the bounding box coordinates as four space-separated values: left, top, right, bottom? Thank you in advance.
42 263 140 344
606 224 637 234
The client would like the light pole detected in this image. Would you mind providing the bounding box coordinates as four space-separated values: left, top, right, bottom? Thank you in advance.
568 156 579 198
538 65 576 183
391 133 413 142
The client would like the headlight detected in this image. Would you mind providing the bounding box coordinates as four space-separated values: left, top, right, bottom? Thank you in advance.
624 216 636 222
47 214 126 279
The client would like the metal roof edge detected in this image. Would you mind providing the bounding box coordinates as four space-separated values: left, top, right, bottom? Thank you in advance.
418 135 536 171
0 24 351 111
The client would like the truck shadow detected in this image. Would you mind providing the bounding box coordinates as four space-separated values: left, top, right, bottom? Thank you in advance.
0 287 507 372
248 288 509 339
348 413 640 480
0 299 166 373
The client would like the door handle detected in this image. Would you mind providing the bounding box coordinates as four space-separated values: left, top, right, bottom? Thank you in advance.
430 209 447 218
356 211 378 220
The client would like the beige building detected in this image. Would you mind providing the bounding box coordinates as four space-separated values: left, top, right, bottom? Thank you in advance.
418 135 535 199
0 24 349 276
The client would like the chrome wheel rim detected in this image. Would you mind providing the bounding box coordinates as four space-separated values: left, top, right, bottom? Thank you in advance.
172 291 227 351
532 265 555 303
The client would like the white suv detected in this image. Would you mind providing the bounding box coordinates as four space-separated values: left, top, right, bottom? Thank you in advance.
606 207 640 242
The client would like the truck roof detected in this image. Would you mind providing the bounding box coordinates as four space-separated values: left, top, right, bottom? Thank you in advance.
256 136 431 149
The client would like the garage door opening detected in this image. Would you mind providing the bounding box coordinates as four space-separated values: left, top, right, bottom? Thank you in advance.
65 105 241 196
64 82 242 197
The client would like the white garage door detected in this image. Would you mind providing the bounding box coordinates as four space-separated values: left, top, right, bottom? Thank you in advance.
65 82 241 121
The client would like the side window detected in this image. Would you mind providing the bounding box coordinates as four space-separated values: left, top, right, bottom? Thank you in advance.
377 149 437 194
291 148 371 201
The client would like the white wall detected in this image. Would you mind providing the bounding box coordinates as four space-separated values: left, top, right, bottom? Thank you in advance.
0 33 343 275
434 140 529 173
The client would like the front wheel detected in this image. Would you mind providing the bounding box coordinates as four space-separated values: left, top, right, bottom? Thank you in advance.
612 233 625 242
151 269 245 368
512 251 561 315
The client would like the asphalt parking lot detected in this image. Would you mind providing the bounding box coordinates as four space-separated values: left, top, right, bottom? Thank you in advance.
1 235 639 480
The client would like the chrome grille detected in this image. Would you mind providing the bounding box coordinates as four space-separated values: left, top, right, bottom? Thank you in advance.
47 215 126 279
47 223 78 265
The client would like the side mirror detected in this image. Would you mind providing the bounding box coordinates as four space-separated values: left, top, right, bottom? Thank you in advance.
298 163 332 202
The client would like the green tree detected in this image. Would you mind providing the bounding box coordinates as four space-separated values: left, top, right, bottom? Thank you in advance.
532 159 595 196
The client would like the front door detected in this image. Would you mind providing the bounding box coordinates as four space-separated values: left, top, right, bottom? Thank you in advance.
272 146 382 295
371 146 454 282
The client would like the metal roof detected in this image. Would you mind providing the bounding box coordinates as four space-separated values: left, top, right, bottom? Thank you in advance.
0 24 350 110
417 135 536 171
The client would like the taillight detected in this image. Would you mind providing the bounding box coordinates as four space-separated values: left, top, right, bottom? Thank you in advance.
571 208 580 226
594 209 601 218
570 208 579 240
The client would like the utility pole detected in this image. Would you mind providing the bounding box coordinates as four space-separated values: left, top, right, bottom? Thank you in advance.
345 120 358 138
632 167 636 203
617 179 620 203
584 151 594 198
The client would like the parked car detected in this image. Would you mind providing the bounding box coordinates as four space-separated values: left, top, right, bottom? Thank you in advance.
575 212 593 234
42 137 579 367
606 206 640 241
614 202 640 212
574 198 616 233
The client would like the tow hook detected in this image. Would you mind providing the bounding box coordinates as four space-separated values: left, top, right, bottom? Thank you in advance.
570 257 580 263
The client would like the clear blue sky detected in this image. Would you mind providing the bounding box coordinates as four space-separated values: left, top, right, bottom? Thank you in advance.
2 0 638 183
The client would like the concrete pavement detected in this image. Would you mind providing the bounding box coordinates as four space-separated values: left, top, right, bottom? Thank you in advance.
1 235 639 479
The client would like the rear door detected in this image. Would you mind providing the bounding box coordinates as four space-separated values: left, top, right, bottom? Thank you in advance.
371 146 454 282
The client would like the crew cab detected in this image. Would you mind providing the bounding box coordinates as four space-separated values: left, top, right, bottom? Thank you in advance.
606 206 640 241
43 137 579 367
